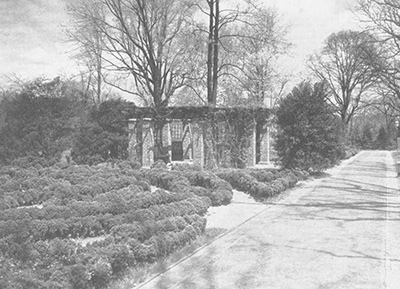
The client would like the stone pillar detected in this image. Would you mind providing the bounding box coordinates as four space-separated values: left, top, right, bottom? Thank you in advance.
191 121 205 168
142 119 154 167
163 121 172 162
128 119 137 162
260 123 271 164
246 119 257 167
182 122 193 161
128 119 143 164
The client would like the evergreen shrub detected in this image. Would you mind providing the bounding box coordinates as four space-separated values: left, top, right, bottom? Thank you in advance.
275 82 344 172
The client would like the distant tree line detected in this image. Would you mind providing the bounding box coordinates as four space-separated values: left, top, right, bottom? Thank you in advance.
306 0 400 148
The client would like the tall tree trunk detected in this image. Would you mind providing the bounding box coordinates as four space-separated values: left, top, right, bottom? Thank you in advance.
211 0 219 106
153 117 169 163
96 56 102 106
207 0 214 105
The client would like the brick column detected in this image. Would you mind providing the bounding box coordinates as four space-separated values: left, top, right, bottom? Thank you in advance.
142 118 154 167
128 119 137 162
191 121 205 168
164 121 172 162
182 122 192 161
128 119 143 164
260 123 271 164
246 119 257 167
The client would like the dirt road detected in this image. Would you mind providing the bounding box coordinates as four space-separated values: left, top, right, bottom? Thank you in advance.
135 151 400 289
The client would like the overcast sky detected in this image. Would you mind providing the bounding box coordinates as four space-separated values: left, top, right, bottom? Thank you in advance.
0 0 361 88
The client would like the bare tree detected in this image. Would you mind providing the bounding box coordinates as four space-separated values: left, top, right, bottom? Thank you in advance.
204 0 248 106
67 1 108 107
184 0 289 107
373 86 400 131
225 6 290 107
357 0 400 105
68 0 198 159
309 30 380 126
206 0 218 106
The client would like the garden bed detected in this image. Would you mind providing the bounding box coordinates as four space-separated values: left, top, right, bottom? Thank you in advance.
214 168 308 200
0 161 308 289
0 162 211 289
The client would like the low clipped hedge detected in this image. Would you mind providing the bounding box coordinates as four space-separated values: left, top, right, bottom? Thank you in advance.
0 214 207 289
182 171 233 206
215 168 308 199
0 190 210 241
0 161 213 289
0 163 143 210
0 159 309 289
140 168 233 206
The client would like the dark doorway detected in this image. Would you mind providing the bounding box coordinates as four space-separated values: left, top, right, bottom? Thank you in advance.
171 122 184 161
172 141 183 161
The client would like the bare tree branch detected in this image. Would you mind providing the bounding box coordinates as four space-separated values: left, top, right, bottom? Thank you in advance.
308 30 381 125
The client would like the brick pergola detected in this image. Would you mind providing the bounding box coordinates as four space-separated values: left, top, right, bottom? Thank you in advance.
126 106 272 168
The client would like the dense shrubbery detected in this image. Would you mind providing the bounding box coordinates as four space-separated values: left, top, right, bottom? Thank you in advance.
140 166 233 206
343 146 360 159
215 168 308 200
0 162 210 289
72 99 132 165
0 77 133 167
0 77 100 167
0 92 83 165
354 125 394 150
275 82 345 172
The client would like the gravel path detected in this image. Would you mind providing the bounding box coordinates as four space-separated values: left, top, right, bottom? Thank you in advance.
135 151 400 289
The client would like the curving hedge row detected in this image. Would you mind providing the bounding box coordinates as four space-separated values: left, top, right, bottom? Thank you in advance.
140 168 233 206
2 161 310 289
0 214 207 289
0 161 215 289
182 171 233 205
215 168 309 199
0 163 146 210
0 196 210 242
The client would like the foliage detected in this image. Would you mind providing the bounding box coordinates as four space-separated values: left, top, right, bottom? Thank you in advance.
343 146 360 159
350 117 395 150
0 162 211 288
374 126 391 149
71 99 130 165
362 124 373 149
0 149 309 288
182 171 233 206
0 92 84 165
215 168 308 200
0 78 134 167
140 167 233 206
171 162 202 172
0 77 94 166
275 82 344 172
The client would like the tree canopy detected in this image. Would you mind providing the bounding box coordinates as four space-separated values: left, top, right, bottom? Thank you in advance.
357 0 400 112
309 30 381 125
